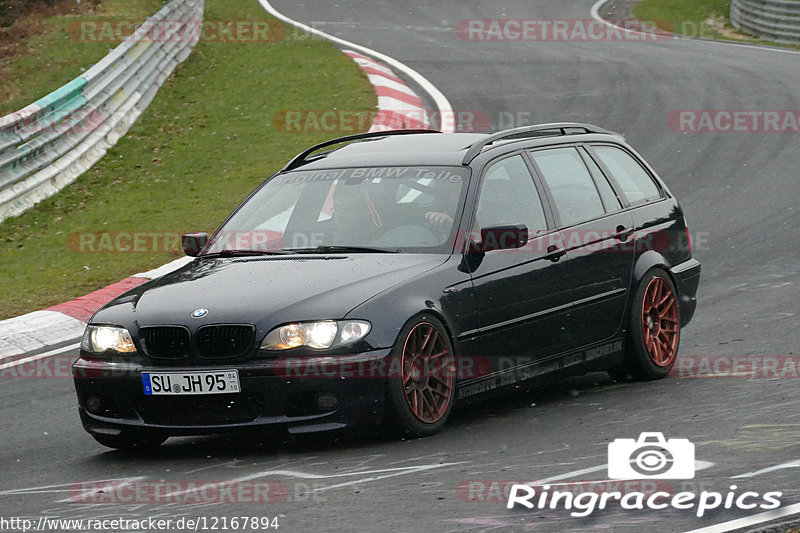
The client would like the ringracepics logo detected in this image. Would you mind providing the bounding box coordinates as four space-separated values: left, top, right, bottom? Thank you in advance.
608 432 694 479
506 433 782 517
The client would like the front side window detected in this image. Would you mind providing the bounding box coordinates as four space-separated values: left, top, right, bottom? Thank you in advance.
593 145 661 204
530 147 605 227
473 154 547 235
205 166 469 254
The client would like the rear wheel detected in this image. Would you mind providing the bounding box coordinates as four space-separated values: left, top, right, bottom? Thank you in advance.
91 432 167 450
611 269 680 381
386 316 456 437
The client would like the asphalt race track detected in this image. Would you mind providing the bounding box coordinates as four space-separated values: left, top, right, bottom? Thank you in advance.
2 1 799 532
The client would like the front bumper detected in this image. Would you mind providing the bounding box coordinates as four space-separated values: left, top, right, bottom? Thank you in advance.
670 257 701 327
73 349 392 438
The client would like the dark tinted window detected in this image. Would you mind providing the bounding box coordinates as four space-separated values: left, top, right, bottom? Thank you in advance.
580 148 622 212
206 166 469 253
593 145 661 204
530 147 605 227
474 155 547 234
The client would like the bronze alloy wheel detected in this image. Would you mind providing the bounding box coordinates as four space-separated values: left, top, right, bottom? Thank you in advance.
400 322 455 424
641 276 680 367
609 269 682 382
386 315 457 436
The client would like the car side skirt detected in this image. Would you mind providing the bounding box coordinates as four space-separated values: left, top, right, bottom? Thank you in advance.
455 337 625 400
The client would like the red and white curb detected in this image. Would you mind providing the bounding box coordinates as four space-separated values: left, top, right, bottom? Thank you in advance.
343 50 431 132
258 0 453 133
0 257 191 359
0 48 440 360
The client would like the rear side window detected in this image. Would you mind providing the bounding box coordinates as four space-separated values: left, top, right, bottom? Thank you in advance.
580 148 622 213
529 147 605 227
593 146 661 204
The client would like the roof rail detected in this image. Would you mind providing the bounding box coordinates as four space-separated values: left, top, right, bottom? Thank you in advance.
462 122 619 165
282 129 441 171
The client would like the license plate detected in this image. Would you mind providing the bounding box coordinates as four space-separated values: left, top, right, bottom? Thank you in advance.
142 370 240 396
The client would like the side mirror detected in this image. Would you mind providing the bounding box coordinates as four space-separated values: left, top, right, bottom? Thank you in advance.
469 224 529 253
182 232 208 257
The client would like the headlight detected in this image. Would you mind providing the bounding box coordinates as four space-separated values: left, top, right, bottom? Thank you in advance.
260 320 371 351
81 325 136 354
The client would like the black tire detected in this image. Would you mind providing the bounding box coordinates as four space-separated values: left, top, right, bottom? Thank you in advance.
606 366 633 382
91 432 167 450
611 268 681 381
385 315 456 437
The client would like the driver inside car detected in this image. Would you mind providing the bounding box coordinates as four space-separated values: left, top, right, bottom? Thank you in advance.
328 179 384 245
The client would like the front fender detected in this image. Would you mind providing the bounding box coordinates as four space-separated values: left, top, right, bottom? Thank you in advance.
345 257 474 351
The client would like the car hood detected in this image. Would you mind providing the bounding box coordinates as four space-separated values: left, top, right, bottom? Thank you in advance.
92 254 448 330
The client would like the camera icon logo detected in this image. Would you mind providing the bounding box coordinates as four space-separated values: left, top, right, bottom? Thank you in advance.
608 432 695 479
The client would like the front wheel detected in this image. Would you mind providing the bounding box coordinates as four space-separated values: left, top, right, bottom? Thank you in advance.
612 269 681 381
385 316 456 437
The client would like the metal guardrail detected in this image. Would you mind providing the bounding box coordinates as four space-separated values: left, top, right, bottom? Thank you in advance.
0 0 204 222
730 0 800 44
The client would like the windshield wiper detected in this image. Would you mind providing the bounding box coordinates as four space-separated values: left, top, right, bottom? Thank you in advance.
200 249 291 258
283 245 400 254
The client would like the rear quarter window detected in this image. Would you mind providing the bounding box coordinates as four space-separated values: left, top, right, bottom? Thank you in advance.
593 145 662 204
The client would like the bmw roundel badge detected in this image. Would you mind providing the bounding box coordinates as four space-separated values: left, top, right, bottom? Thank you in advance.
191 308 209 319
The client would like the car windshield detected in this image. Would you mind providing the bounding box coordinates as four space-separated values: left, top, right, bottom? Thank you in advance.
204 166 470 254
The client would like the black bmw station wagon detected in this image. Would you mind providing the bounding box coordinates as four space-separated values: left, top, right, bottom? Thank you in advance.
73 123 700 448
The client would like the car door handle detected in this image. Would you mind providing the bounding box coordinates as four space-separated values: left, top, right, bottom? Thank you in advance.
544 245 566 262
613 225 634 241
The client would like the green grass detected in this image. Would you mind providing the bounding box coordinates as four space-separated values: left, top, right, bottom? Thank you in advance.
634 0 800 47
633 0 742 41
0 0 376 319
0 0 167 111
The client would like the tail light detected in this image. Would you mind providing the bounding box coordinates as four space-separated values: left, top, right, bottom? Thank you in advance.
685 225 692 252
